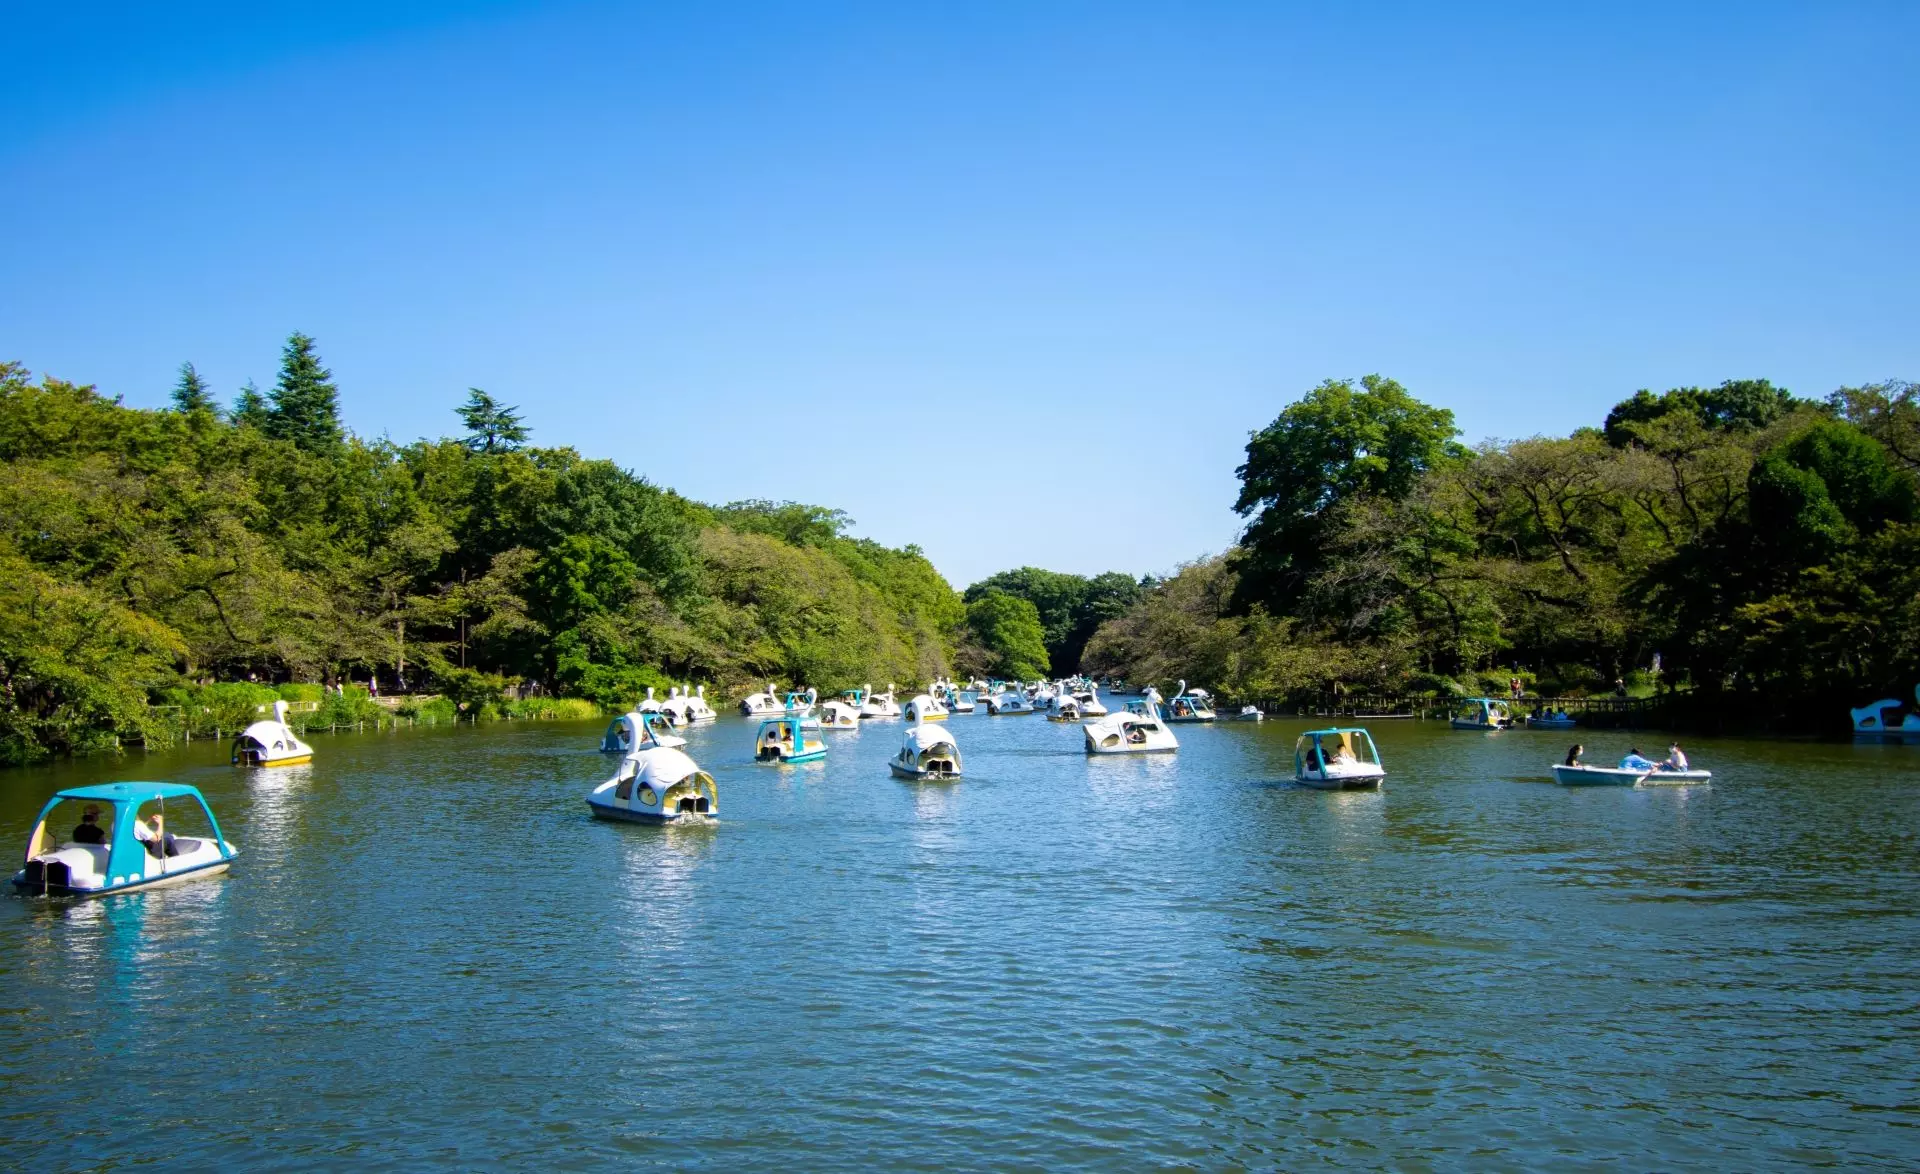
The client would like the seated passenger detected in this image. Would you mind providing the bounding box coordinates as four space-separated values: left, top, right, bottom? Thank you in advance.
1329 742 1357 765
1618 747 1657 771
1660 743 1689 771
134 814 181 858
72 804 107 845
1564 743 1584 767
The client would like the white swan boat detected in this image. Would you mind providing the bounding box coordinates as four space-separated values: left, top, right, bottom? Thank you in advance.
820 696 863 729
1232 705 1264 721
1071 687 1108 718
586 747 717 823
1293 728 1385 790
14 782 237 897
1045 694 1083 722
1853 685 1920 739
637 686 662 714
1083 688 1179 754
1163 681 1216 723
985 688 1034 715
683 685 719 724
946 689 977 714
889 719 962 780
231 700 314 766
601 710 686 752
904 693 948 722
859 684 901 720
1552 763 1711 786
739 683 783 717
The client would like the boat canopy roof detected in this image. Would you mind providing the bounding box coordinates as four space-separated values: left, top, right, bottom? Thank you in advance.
54 781 207 804
758 716 809 734
904 725 958 752
1302 727 1374 739
619 747 703 786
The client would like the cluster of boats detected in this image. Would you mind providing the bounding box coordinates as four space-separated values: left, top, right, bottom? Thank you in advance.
11 675 1755 899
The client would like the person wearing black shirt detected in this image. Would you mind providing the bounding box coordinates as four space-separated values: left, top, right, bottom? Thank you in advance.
72 805 107 845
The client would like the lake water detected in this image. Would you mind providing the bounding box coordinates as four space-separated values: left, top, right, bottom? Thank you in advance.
2 710 1917 1169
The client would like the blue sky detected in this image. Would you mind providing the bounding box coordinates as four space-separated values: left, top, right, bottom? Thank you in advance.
5 1 1916 587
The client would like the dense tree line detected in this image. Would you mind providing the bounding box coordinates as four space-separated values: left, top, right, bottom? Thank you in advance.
1082 375 1920 723
0 338 978 762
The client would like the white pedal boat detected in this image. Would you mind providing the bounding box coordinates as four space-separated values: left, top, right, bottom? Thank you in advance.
985 689 1034 715
904 693 948 722
601 710 686 751
859 684 901 719
14 782 237 897
1294 728 1384 790
231 700 314 766
1083 689 1179 754
587 748 718 823
889 721 962 780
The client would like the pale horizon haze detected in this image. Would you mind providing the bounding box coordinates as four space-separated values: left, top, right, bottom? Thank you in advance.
4 1 1916 586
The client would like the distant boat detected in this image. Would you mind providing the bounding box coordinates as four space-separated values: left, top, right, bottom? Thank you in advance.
859 683 901 720
1231 705 1263 722
904 693 948 723
984 687 1033 715
1451 698 1515 731
889 717 962 780
600 710 685 752
1293 728 1384 790
231 700 314 766
755 716 827 764
587 747 717 823
1163 681 1216 723
14 782 238 897
1552 764 1710 786
1083 688 1179 754
1853 685 1920 739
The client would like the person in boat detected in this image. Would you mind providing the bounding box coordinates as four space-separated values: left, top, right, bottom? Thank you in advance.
1564 744 1584 766
1619 747 1657 771
1328 740 1356 765
72 804 107 845
1659 743 1690 772
134 813 181 858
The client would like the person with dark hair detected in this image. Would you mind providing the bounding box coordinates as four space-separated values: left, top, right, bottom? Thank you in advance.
72 805 106 845
1564 744 1584 767
1619 747 1656 771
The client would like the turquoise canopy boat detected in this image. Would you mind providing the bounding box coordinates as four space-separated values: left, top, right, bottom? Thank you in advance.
1451 697 1515 730
13 782 237 897
755 716 827 764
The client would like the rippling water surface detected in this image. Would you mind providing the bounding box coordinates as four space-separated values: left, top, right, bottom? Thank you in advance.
3 712 1918 1169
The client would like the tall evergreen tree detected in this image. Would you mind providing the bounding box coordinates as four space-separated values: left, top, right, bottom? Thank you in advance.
171 361 218 415
456 388 531 453
231 379 270 428
265 332 342 450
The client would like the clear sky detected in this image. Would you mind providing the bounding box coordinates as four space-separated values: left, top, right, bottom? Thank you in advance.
5 1 1916 587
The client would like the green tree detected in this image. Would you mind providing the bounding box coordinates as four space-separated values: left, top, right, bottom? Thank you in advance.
456 388 530 453
265 332 342 451
231 380 270 428
965 589 1050 679
171 362 218 415
1234 375 1461 610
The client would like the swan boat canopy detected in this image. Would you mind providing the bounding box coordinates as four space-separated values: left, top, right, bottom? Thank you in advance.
1552 763 1712 786
1163 682 1216 723
889 722 962 780
1853 685 1920 739
586 747 718 823
1294 729 1385 790
740 683 785 717
1046 695 1083 722
231 700 314 767
601 710 686 752
637 686 662 713
14 782 237 897
1071 688 1108 717
1083 689 1180 754
755 716 827 764
1452 698 1515 731
904 693 948 723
